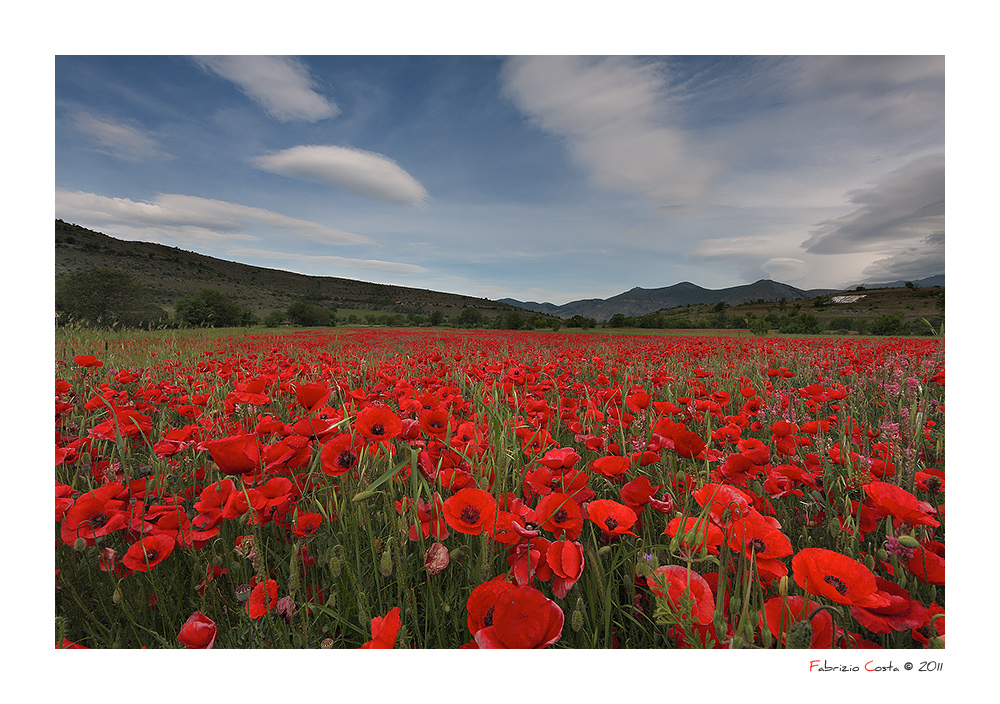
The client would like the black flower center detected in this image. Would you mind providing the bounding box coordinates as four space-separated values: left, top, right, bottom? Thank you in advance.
823 574 848 595
371 423 385 436
604 516 619 531
484 605 495 627
337 450 356 468
553 509 568 524
91 512 109 528
144 549 159 562
926 477 941 493
461 506 481 524
749 538 766 554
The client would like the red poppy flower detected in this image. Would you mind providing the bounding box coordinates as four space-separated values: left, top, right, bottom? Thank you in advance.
665 516 725 555
356 405 402 442
863 481 940 528
759 595 834 648
292 511 323 539
202 434 261 476
295 382 330 412
466 575 516 636
546 540 585 598
692 483 752 523
905 540 945 584
74 354 103 367
538 447 581 471
474 585 564 649
248 579 279 619
586 499 638 538
911 603 945 646
419 408 450 438
620 475 661 514
849 577 929 634
791 548 890 608
122 534 175 572
177 611 218 649
360 606 402 649
442 487 496 535
590 455 631 480
646 566 715 625
487 510 526 545
319 433 364 477
534 492 583 540
726 510 793 562
60 482 127 546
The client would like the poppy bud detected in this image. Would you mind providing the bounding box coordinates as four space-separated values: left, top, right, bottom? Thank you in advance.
826 519 839 537
352 490 376 502
864 553 875 570
236 584 251 602
778 576 789 597
897 534 921 549
330 551 342 578
379 545 393 578
787 619 812 649
876 548 888 562
713 610 727 640
571 608 584 632
73 537 87 552
320 638 335 649
598 546 611 556
113 588 121 604
443 603 450 613
750 480 763 496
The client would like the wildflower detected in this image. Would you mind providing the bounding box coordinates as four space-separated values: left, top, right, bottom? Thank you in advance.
534 493 583 540
177 611 218 649
360 607 402 649
791 548 890 608
424 542 450 575
442 487 496 536
248 579 279 619
356 405 403 443
474 586 564 649
122 534 175 572
646 566 715 625
585 499 638 539
202 434 261 476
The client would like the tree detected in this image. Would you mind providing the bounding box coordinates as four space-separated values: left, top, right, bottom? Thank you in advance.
176 289 251 327
429 310 444 326
503 310 524 330
56 268 166 328
456 307 484 328
287 301 334 327
263 310 285 327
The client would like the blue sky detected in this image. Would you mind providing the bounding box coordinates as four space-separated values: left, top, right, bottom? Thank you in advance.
55 54 945 305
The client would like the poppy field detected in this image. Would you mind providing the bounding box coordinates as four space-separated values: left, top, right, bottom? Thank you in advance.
54 328 945 649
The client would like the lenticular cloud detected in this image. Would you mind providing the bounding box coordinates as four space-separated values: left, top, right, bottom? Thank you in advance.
254 145 429 207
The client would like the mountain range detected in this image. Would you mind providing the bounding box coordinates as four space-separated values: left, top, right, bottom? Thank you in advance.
498 275 944 321
57 219 943 324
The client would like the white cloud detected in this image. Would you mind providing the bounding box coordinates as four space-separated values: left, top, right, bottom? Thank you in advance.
55 189 372 246
500 56 718 203
192 56 338 122
226 247 429 275
66 112 170 162
761 257 808 283
253 145 429 206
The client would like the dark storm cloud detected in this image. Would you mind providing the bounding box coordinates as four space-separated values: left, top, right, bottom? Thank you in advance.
802 154 944 255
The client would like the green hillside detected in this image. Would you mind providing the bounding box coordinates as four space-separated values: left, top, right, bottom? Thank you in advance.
54 220 526 321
